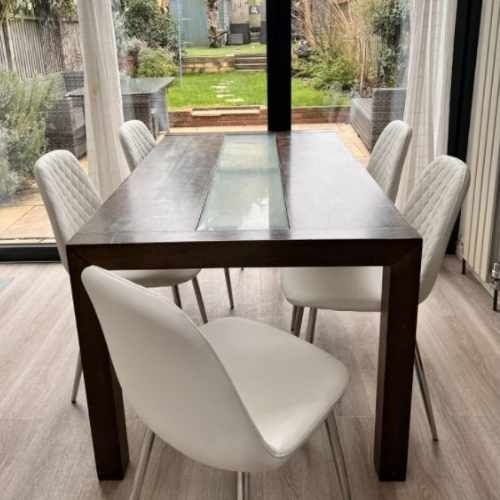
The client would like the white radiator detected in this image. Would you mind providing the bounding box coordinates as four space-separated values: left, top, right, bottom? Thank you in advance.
461 0 500 282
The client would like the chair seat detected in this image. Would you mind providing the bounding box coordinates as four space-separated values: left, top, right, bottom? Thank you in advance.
115 268 201 288
201 317 348 459
281 267 383 311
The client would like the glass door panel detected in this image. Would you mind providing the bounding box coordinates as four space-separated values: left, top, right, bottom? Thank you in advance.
291 0 411 164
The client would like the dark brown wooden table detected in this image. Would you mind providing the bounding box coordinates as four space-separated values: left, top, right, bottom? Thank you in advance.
67 131 421 482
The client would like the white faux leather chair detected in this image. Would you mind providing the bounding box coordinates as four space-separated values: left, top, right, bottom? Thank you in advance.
282 156 470 442
119 119 236 309
367 120 412 203
119 120 156 173
35 150 218 403
82 265 351 500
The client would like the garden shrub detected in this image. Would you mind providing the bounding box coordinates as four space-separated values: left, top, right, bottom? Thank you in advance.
0 127 17 200
136 48 177 78
370 0 410 87
0 71 56 200
310 53 358 91
123 0 177 52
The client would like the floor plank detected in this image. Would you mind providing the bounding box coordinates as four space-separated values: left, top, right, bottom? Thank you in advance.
0 257 499 499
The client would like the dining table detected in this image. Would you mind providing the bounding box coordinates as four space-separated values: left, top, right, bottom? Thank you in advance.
66 130 422 483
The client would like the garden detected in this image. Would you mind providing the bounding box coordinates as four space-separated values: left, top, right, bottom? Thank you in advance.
0 0 409 202
113 0 409 121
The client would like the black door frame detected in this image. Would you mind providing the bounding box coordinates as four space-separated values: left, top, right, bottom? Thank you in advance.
266 0 292 131
447 0 483 253
0 0 484 262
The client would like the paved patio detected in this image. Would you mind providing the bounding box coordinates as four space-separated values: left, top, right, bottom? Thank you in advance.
0 124 369 244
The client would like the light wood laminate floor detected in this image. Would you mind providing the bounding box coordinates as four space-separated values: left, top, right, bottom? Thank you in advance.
1 257 500 499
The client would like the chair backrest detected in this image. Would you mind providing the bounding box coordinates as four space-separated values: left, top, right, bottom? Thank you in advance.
367 120 412 202
119 120 156 172
403 156 470 302
35 150 101 271
82 266 270 471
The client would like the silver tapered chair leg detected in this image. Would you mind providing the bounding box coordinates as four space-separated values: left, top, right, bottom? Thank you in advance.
224 268 235 310
129 428 155 500
325 413 352 500
306 307 318 344
415 343 439 441
71 353 83 404
294 306 304 337
192 277 209 324
291 305 298 332
172 285 182 308
237 471 249 500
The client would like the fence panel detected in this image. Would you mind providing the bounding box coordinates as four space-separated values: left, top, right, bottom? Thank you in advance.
7 19 65 78
60 20 82 71
0 18 81 78
0 25 9 70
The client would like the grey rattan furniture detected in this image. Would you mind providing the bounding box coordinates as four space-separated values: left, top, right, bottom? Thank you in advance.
45 71 86 158
350 88 406 151
67 77 175 138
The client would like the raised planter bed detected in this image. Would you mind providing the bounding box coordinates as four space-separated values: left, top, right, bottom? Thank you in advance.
182 54 267 73
170 106 350 128
183 56 235 74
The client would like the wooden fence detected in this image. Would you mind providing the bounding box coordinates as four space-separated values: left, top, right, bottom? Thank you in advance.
0 18 82 79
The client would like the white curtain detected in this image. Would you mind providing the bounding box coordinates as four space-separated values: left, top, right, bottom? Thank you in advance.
76 0 129 201
397 0 458 208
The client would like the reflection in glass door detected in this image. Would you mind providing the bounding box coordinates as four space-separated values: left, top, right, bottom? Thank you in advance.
291 0 410 164
0 3 86 245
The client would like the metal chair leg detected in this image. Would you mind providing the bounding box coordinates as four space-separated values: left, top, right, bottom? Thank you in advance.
415 343 439 441
306 307 318 343
294 306 304 337
291 305 298 332
129 428 155 500
325 413 352 500
224 268 235 310
71 353 82 404
237 471 249 500
192 277 208 324
172 285 182 308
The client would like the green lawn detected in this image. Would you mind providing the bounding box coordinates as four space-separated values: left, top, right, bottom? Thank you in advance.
169 71 351 110
185 43 267 58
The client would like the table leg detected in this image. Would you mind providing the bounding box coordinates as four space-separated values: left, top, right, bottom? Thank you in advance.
375 245 421 480
68 250 129 479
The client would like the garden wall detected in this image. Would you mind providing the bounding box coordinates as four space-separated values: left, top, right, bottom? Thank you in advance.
183 56 235 73
170 105 350 127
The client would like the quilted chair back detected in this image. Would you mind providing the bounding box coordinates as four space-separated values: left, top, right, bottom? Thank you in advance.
82 266 275 472
35 150 101 271
367 120 412 202
119 120 156 172
404 156 470 302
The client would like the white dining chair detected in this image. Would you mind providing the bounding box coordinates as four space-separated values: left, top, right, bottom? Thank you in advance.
367 120 412 202
35 150 217 403
119 119 236 309
282 156 470 442
119 120 156 172
82 265 351 500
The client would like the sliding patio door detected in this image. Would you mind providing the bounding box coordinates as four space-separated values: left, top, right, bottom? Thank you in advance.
0 7 86 255
118 0 269 133
290 0 411 163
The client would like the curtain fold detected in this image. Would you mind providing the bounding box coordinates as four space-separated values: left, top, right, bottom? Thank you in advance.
397 0 457 208
76 0 129 201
